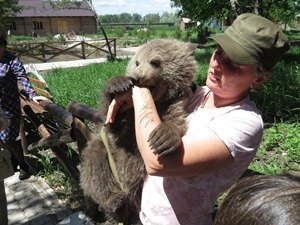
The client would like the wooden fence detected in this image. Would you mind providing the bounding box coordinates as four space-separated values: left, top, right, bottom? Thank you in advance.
7 38 116 63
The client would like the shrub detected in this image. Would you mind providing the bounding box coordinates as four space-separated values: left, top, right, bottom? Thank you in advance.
250 122 300 174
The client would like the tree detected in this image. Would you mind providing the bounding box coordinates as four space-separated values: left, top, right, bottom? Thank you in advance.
170 0 299 25
99 14 120 23
119 13 132 23
142 14 161 24
0 0 21 28
265 0 300 26
131 13 142 23
171 0 231 21
160 12 179 23
228 0 299 24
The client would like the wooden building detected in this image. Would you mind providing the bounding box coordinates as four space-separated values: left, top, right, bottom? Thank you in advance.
179 18 197 31
8 0 97 36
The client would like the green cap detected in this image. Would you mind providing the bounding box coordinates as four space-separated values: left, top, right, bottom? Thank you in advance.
210 13 290 70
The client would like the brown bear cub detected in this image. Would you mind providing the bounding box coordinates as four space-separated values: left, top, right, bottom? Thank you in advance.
80 39 198 224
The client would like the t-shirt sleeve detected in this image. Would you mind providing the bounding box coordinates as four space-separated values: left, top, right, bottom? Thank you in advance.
209 108 264 161
12 58 36 99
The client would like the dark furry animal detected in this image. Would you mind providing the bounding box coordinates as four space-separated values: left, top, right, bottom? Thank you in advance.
80 39 198 224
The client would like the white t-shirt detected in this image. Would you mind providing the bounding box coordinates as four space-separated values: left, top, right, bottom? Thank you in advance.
139 86 264 225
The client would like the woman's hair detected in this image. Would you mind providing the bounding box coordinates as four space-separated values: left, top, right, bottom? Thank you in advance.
214 173 300 225
257 63 269 73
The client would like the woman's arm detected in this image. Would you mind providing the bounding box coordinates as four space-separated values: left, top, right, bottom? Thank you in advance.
131 86 233 177
106 86 234 177
13 58 50 104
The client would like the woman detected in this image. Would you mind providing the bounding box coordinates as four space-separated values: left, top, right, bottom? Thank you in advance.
105 13 290 224
0 28 47 180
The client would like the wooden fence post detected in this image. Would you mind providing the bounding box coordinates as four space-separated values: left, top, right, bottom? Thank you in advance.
42 43 46 61
82 41 86 59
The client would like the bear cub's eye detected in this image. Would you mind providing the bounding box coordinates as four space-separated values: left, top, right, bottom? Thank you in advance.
135 61 140 66
150 59 161 68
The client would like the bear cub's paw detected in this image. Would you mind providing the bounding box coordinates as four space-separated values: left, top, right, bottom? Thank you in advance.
106 76 136 95
148 121 182 157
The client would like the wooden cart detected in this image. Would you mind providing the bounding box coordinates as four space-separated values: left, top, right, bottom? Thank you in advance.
20 65 102 182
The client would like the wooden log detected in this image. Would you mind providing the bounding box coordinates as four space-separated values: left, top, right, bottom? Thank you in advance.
19 82 46 114
71 117 95 156
19 117 29 155
31 86 53 99
22 104 79 181
27 128 74 151
20 98 46 114
67 101 103 124
28 76 48 88
23 105 50 137
39 101 73 126
39 100 97 155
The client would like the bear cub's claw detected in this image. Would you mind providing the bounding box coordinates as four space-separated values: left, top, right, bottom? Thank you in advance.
106 76 135 94
148 121 182 157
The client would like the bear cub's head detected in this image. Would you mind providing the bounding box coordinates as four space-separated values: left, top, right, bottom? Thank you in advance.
126 39 198 102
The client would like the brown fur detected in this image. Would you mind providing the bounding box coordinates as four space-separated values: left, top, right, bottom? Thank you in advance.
80 39 198 224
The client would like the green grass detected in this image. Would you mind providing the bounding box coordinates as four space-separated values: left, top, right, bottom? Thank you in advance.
250 122 300 174
44 58 129 108
249 46 300 123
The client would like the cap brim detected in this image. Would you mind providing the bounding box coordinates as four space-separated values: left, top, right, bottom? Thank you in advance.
210 33 258 65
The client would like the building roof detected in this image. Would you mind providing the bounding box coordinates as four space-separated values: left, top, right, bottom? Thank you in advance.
181 18 192 23
16 0 96 18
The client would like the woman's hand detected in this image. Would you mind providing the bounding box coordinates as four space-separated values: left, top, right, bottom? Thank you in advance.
31 96 50 104
105 89 133 124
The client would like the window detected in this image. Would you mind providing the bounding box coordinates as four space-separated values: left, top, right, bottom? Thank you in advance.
33 21 43 30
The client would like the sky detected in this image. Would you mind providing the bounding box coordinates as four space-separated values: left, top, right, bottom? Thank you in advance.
92 0 177 16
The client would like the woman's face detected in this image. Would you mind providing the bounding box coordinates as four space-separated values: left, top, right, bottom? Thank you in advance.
206 46 265 100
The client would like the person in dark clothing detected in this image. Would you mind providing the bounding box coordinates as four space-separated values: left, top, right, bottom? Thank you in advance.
0 28 47 180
